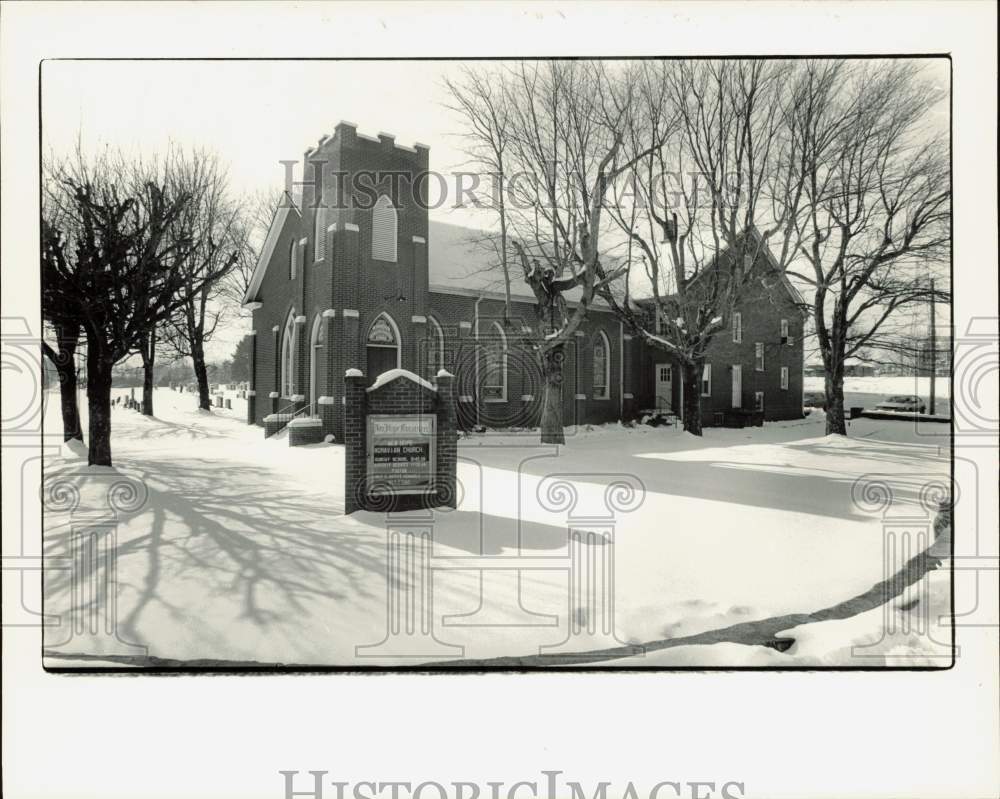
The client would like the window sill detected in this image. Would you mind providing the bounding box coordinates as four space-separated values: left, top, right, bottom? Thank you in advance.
483 398 507 404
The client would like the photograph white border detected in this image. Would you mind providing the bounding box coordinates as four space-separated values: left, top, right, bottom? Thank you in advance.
2 3 996 799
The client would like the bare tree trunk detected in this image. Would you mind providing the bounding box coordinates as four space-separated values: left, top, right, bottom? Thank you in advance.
681 360 703 436
540 345 565 444
824 363 847 435
43 326 83 442
86 345 114 467
140 324 156 416
192 338 211 411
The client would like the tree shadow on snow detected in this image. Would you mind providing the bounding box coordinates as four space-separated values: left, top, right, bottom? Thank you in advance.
43 456 388 653
510 435 945 522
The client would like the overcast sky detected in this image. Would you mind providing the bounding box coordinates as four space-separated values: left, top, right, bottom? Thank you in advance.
41 60 485 220
42 58 950 363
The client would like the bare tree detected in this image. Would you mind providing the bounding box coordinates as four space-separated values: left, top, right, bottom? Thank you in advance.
784 60 950 434
597 60 803 435
42 145 233 465
40 316 84 443
162 151 243 411
41 189 85 442
446 61 664 443
218 187 278 311
442 66 515 321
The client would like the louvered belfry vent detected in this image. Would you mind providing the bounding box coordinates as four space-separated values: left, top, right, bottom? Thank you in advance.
371 194 398 263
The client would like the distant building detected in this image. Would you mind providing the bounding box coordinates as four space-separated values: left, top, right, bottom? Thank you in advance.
843 362 876 377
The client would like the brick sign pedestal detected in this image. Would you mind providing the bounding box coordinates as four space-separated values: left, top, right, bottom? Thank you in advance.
345 368 457 514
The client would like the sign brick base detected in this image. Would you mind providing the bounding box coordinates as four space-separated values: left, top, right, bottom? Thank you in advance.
344 368 457 514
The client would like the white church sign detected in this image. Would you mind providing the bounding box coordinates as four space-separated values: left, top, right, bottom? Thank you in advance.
367 414 436 494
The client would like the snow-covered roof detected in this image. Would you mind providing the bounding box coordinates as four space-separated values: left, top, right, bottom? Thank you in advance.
243 207 610 309
428 220 611 307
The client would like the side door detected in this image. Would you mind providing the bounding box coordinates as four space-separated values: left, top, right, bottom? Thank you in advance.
655 363 673 411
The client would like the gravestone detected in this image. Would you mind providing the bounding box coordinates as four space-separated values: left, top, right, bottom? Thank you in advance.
344 368 457 514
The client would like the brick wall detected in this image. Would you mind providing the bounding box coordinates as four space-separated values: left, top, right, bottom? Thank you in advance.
631 252 806 425
426 292 629 429
250 122 432 439
250 198 304 426
700 276 805 423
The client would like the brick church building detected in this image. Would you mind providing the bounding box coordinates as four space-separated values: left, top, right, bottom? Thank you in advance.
241 122 805 439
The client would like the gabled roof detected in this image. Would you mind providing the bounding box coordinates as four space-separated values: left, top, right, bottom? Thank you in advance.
634 227 807 314
242 192 301 306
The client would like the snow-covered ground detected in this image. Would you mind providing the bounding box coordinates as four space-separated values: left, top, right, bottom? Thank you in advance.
42 388 952 668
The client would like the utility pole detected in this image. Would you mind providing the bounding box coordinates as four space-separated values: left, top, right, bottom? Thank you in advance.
929 277 936 416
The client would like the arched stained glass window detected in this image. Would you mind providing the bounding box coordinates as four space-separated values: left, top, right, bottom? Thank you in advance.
281 309 296 397
426 317 445 379
367 315 398 346
314 200 327 262
481 321 507 402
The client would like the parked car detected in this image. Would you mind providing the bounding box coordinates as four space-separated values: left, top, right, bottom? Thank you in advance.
803 391 827 409
875 395 926 414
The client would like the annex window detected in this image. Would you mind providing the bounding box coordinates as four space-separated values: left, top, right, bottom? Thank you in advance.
732 311 742 343
481 321 508 402
780 318 789 344
701 363 712 397
593 331 610 399
755 390 765 412
314 199 327 262
288 240 297 280
780 366 789 390
371 194 398 263
755 342 765 371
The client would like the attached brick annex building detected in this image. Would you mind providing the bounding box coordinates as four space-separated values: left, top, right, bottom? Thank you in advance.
242 122 805 439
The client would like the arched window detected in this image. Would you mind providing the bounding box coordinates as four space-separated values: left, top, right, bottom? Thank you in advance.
280 309 296 397
371 194 397 263
365 312 401 381
309 314 324 412
593 330 610 399
426 317 445 379
481 321 507 402
288 240 297 280
313 199 327 262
